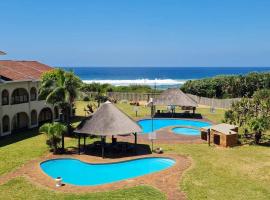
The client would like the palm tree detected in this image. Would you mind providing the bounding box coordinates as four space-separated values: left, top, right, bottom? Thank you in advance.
39 122 67 154
39 69 81 150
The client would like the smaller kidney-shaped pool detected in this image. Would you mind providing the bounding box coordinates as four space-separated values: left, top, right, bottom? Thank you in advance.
172 127 200 135
40 157 175 186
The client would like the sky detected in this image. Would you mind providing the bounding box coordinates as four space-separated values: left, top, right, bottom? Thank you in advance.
0 0 270 67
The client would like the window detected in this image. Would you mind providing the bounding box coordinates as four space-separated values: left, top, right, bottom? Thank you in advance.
31 110 37 125
30 87 37 101
2 115 10 133
54 107 59 119
2 90 9 105
11 88 29 104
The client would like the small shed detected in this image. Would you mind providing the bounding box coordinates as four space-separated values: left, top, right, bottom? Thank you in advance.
201 123 238 147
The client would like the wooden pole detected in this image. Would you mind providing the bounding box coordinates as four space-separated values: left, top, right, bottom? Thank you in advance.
207 129 211 146
83 135 86 151
101 136 105 158
134 132 137 145
78 134 81 154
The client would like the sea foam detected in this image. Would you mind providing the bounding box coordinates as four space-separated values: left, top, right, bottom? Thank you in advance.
82 79 187 86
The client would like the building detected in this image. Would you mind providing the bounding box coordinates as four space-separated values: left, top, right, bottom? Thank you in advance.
201 123 238 147
0 60 59 136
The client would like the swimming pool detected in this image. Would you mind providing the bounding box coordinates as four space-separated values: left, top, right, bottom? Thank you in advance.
138 119 211 133
40 157 175 186
172 127 200 135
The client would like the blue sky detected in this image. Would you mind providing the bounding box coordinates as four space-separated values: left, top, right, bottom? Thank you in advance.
1 0 270 67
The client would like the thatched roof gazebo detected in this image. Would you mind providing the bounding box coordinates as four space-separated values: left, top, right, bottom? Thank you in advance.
74 101 142 157
152 88 198 116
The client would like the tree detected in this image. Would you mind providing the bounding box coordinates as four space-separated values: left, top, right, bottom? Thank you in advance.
39 122 67 153
224 89 270 144
181 72 270 98
39 69 81 150
248 117 269 144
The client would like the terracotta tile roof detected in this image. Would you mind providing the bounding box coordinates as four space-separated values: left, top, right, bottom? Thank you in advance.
0 60 53 81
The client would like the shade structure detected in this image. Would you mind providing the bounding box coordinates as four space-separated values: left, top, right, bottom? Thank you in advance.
153 88 198 107
75 101 142 136
0 51 6 55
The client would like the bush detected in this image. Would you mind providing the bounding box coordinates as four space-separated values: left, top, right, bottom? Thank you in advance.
83 96 90 101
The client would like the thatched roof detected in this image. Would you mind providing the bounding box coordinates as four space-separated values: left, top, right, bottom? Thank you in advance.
75 101 142 136
0 51 6 55
153 88 198 107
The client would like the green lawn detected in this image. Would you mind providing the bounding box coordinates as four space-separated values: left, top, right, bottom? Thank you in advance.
0 130 47 175
0 101 269 199
163 144 270 200
0 178 165 200
75 101 226 123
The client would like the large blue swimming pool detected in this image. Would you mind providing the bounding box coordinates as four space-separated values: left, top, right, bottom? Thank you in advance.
40 157 175 186
138 119 211 134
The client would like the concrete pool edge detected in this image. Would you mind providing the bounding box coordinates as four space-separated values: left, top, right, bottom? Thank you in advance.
15 153 191 200
137 118 212 134
40 157 176 186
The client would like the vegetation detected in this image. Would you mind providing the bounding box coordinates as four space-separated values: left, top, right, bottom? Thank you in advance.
0 178 165 200
39 122 67 153
75 101 225 123
39 68 81 122
80 83 158 94
181 72 270 98
224 89 270 144
0 143 269 200
0 101 269 199
165 144 270 200
0 129 48 175
39 69 81 149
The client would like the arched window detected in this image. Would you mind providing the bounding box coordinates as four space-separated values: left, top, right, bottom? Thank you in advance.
30 87 37 101
31 110 37 126
2 90 9 105
2 115 10 133
12 112 29 132
11 88 29 104
39 107 53 124
54 107 59 119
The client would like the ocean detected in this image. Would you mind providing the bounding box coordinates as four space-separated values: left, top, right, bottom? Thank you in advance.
62 67 270 89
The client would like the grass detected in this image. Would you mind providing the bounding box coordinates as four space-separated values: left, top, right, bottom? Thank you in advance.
0 100 269 199
0 178 165 200
196 107 226 124
75 101 226 124
162 144 270 200
0 129 48 175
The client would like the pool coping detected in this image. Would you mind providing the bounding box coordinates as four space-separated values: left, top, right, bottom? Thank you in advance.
16 153 191 200
136 117 213 124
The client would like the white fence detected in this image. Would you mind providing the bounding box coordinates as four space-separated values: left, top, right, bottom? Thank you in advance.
186 94 241 109
85 92 241 109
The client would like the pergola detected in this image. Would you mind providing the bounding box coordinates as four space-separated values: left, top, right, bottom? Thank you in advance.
74 101 142 158
152 88 198 115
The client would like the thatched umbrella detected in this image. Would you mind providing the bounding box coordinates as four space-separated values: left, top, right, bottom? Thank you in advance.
74 101 142 157
152 88 198 115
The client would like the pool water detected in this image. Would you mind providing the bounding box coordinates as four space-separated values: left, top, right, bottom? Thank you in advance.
172 127 200 135
138 119 211 133
40 157 175 186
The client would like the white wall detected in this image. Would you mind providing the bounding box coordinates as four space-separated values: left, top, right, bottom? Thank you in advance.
0 80 59 136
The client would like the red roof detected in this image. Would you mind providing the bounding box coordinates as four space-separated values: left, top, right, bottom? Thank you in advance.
0 60 53 81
